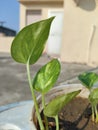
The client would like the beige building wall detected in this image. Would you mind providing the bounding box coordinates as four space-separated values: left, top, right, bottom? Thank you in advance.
19 0 64 54
20 4 26 29
19 0 98 66
0 37 14 53
19 0 63 29
61 0 98 66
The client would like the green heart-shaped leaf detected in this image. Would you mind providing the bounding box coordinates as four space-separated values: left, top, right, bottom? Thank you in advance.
78 72 98 90
89 88 98 106
33 59 61 94
44 90 81 117
11 17 54 64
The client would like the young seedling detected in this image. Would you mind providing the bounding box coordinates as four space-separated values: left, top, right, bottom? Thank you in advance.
78 72 98 123
44 90 81 130
11 16 81 130
89 88 98 123
33 59 61 130
11 17 55 130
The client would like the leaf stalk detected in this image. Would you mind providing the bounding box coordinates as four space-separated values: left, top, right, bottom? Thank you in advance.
42 93 49 130
26 62 45 130
55 115 59 130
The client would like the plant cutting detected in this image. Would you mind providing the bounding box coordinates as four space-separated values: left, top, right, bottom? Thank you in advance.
11 17 81 130
78 72 98 123
43 90 81 130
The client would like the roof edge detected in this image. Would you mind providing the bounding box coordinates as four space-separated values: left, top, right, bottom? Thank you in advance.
18 0 63 4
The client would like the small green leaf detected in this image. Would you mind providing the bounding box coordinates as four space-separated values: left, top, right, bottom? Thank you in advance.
33 59 61 94
11 17 55 64
44 90 81 117
89 88 98 106
78 72 98 90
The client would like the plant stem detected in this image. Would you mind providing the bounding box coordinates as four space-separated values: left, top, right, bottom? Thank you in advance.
26 62 45 130
95 105 98 123
42 93 49 130
55 115 59 130
92 105 95 122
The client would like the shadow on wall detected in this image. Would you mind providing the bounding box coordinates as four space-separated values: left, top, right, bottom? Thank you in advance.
74 0 96 11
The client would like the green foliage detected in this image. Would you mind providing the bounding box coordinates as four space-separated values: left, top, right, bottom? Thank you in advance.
33 59 61 94
89 88 98 123
89 88 98 106
78 72 98 123
11 16 82 130
11 17 55 130
44 90 81 117
78 72 98 90
11 17 55 65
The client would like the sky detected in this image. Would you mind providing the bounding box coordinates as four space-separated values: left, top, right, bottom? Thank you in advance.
0 0 19 33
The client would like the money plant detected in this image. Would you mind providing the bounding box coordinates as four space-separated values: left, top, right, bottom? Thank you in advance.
11 17 81 130
78 72 98 123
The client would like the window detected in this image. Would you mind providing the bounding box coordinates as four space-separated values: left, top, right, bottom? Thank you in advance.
26 10 42 25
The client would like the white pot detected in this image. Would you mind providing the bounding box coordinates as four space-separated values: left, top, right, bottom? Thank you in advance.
30 84 89 130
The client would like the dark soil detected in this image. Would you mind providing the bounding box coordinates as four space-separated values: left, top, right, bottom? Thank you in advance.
37 97 98 130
